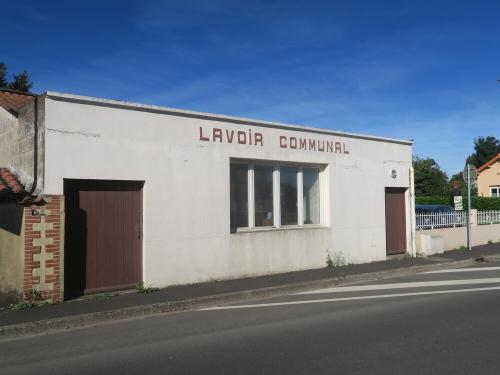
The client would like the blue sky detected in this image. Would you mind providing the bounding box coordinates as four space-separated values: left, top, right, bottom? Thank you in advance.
3 0 499 176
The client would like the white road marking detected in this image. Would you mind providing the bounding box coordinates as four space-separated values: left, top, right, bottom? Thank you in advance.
294 277 500 295
200 286 500 311
424 266 500 274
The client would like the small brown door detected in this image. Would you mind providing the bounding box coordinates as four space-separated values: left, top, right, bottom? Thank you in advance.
385 187 407 255
65 180 143 298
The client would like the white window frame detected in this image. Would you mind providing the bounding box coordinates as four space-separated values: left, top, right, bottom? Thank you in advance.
491 186 500 198
230 159 325 232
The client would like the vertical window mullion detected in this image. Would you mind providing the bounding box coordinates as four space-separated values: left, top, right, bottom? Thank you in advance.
319 167 324 225
248 164 255 228
297 168 304 225
273 165 280 228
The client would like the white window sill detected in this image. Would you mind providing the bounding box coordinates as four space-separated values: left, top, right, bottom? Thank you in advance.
234 225 328 233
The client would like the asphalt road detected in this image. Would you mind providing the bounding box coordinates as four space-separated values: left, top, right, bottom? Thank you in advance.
3 262 500 374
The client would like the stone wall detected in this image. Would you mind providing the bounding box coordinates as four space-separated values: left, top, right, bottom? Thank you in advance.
0 96 45 194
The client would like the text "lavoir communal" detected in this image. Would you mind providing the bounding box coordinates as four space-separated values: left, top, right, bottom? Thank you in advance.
199 126 349 154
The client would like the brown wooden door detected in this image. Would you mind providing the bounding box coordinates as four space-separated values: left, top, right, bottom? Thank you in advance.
385 187 407 255
64 180 143 297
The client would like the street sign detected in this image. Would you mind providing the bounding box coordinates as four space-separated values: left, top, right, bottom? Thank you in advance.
463 163 477 182
454 196 463 211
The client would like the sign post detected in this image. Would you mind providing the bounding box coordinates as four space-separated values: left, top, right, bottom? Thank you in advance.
463 164 477 251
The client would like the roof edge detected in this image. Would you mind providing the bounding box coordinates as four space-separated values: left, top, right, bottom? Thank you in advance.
477 153 500 173
0 87 38 96
44 91 414 146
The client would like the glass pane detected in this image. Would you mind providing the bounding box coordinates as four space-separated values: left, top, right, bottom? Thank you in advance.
254 165 274 227
230 163 248 230
303 168 320 224
493 188 500 198
280 167 298 225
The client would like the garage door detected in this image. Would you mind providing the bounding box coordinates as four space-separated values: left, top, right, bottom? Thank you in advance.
64 180 143 298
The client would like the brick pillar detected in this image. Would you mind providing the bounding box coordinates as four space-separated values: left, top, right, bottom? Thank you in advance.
23 195 64 303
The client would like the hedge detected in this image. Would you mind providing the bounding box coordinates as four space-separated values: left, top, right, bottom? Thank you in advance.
415 196 500 210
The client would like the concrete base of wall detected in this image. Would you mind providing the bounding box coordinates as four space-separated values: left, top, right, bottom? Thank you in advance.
417 224 500 255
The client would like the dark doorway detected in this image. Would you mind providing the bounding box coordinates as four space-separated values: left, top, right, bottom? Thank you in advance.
64 179 143 299
385 187 407 255
0 204 24 235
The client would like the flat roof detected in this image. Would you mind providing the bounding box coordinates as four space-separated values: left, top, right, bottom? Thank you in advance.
44 91 414 146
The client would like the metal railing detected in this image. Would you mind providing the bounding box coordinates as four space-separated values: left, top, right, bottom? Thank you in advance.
477 210 500 225
416 211 467 230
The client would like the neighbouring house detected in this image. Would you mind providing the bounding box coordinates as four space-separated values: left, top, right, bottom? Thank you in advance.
477 153 500 198
0 88 415 306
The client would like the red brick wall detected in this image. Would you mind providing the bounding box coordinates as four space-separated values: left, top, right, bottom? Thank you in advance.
23 195 64 303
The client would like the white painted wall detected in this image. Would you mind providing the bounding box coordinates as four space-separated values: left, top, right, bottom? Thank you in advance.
43 93 413 287
417 224 500 254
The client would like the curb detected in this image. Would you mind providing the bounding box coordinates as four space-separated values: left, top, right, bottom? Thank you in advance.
1 254 499 340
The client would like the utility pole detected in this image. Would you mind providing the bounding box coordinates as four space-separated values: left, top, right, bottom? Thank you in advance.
463 163 477 251
467 163 472 251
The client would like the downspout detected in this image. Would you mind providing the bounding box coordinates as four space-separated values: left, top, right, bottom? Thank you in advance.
29 95 38 195
409 166 416 257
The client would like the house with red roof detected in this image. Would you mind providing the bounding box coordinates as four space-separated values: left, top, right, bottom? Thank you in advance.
477 153 500 198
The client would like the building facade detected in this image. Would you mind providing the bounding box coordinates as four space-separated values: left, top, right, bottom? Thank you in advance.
477 154 500 198
0 89 415 303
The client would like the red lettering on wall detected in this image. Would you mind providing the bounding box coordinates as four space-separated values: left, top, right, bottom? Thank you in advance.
199 126 209 141
280 136 287 148
213 128 222 142
343 143 349 154
327 141 333 152
300 138 307 149
255 133 263 146
199 126 349 155
318 141 325 152
238 131 247 144
309 139 316 150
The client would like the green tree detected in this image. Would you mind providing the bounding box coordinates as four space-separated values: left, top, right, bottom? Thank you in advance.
449 172 477 197
413 156 449 196
467 136 500 168
0 62 7 88
0 62 33 92
8 70 33 92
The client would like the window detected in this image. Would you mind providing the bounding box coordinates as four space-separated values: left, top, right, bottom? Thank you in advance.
491 187 500 198
229 160 323 231
303 168 320 224
230 163 248 231
280 166 298 225
254 165 274 227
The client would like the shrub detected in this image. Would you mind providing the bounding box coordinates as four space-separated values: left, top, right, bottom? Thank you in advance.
326 250 347 268
135 282 159 294
415 196 500 210
10 290 45 310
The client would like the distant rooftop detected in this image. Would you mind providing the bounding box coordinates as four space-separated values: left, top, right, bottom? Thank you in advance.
0 88 36 115
478 153 500 173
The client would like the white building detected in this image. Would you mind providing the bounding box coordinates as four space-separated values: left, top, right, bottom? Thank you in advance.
0 89 415 301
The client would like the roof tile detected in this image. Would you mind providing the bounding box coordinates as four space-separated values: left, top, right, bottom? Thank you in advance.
477 153 500 173
0 89 35 115
0 168 45 206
